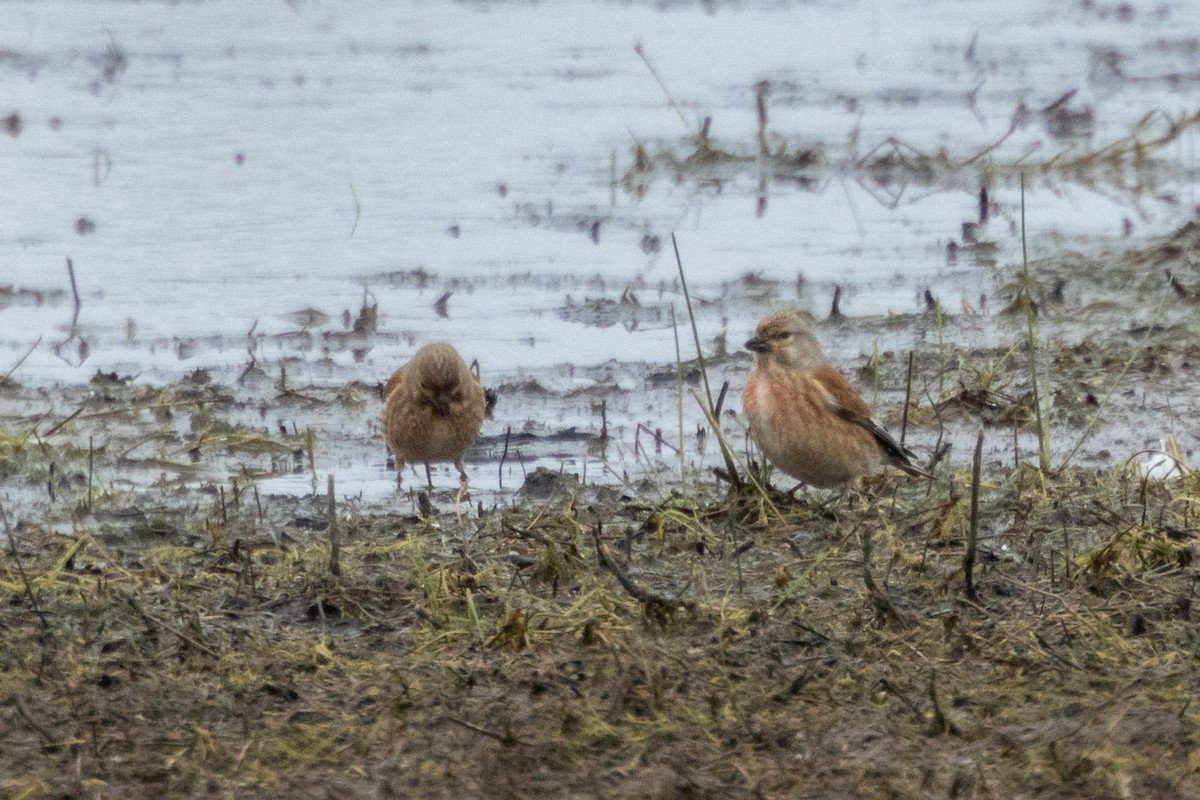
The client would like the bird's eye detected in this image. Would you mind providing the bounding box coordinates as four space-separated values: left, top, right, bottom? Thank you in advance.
778 332 792 340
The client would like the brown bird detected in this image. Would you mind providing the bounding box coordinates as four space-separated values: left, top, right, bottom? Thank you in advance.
381 342 486 491
742 309 931 488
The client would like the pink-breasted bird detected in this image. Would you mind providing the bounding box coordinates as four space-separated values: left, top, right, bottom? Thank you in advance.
742 309 931 488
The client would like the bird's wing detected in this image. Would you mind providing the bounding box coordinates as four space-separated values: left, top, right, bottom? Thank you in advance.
810 365 873 417
809 366 931 478
381 366 406 402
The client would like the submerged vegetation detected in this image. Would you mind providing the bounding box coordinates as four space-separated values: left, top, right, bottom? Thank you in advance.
620 47 1200 205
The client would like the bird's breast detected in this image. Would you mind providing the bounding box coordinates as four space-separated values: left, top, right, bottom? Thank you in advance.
743 367 880 487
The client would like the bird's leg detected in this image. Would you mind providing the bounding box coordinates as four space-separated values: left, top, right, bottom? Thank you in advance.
453 459 469 523
424 462 434 491
395 460 405 490
816 484 859 521
787 482 828 513
788 483 839 520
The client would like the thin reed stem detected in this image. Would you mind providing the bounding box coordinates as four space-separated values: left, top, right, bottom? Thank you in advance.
964 427 984 604
670 306 685 482
672 234 742 489
1020 174 1051 473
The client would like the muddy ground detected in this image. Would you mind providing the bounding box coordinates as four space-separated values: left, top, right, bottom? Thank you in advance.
4 221 1200 799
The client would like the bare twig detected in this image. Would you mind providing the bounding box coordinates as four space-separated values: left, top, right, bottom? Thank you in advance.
40 397 90 437
670 306 685 481
498 426 511 490
87 435 94 512
349 182 361 237
633 42 696 137
127 595 220 659
963 427 984 604
14 696 57 747
1 505 50 631
1 335 41 384
755 80 770 158
1019 174 1051 473
959 105 1023 166
900 351 914 446
445 716 522 747
926 669 959 735
592 523 695 621
672 234 742 489
327 474 341 577
1033 632 1082 671
862 525 911 628
52 258 87 366
66 257 81 326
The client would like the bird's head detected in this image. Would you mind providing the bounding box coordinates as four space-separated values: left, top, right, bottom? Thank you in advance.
745 309 826 370
412 343 467 391
409 342 471 417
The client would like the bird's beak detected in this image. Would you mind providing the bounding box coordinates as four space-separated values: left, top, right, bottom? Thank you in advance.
745 337 768 353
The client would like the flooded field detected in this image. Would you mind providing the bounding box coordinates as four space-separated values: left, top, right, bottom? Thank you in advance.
4 1 1200 797
3 0 1200 501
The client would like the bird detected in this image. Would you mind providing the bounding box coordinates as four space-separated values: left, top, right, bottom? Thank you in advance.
742 308 931 489
381 342 487 493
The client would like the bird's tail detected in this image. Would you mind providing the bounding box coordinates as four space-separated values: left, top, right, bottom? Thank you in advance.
857 416 935 481
892 456 934 480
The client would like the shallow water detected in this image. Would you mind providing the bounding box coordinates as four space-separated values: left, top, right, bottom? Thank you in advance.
3 0 1200 501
